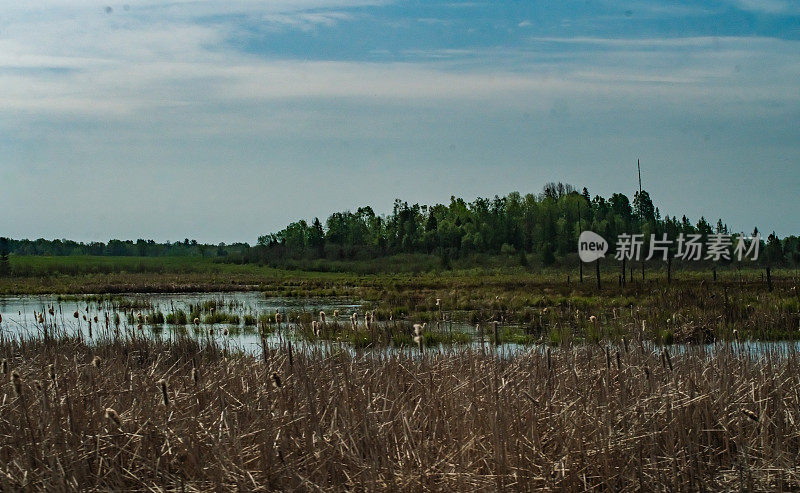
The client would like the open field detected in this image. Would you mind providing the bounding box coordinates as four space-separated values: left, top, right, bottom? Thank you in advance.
1 334 798 490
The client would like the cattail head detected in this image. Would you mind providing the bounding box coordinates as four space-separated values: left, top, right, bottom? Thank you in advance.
105 407 122 427
49 306 55 316
319 311 326 323
0 313 2 323
223 328 228 336
193 317 200 326
270 372 282 388
73 310 79 318
48 364 56 383
2 358 7 375
92 356 102 368
37 314 44 324
191 367 198 385
741 409 759 422
157 379 169 406
82 315 87 321
209 328 214 336
136 313 143 323
11 371 22 396
333 310 339 318
93 316 98 323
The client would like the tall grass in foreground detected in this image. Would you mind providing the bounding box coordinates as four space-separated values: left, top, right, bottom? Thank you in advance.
0 335 799 490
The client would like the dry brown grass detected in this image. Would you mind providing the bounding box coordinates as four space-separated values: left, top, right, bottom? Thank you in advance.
1 336 799 491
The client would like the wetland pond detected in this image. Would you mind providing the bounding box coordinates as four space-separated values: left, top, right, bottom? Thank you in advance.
0 292 487 354
1 292 798 356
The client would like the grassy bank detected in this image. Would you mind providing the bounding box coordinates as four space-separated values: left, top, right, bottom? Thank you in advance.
0 335 798 490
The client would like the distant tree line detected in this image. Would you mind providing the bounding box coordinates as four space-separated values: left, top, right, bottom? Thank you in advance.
0 237 250 259
251 183 798 268
2 183 798 271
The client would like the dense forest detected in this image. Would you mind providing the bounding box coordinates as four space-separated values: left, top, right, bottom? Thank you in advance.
1 183 797 272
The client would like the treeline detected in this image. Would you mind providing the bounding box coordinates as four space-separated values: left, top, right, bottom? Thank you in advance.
251 183 798 267
2 183 798 271
0 237 249 259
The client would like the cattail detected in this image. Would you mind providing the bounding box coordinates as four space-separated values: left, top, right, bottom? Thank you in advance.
333 310 339 318
92 356 102 368
136 313 143 323
270 372 282 388
615 350 621 370
546 347 552 370
82 315 87 321
193 317 200 326
37 313 44 324
605 347 611 370
191 367 198 385
0 313 3 323
644 366 650 380
48 364 56 383
209 328 214 336
105 407 122 427
93 316 98 323
319 311 326 324
11 371 22 396
157 379 169 406
1 358 7 375
741 409 759 422
275 311 283 324
623 337 629 354
49 306 55 316
223 327 228 336
73 310 79 318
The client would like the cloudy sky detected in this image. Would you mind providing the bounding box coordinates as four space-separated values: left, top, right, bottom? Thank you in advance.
2 0 798 243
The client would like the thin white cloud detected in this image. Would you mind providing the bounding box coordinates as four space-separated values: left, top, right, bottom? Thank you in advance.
730 0 800 14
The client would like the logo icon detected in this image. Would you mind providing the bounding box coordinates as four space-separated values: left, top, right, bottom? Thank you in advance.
578 231 608 262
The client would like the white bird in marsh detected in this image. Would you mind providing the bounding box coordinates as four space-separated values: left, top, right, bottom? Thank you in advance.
413 322 427 336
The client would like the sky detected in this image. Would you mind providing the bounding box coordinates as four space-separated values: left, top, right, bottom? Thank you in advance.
1 0 799 243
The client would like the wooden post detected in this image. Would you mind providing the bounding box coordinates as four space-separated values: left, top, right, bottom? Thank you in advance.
596 259 601 290
667 256 672 284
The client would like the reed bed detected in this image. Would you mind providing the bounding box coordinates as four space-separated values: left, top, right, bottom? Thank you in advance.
1 335 799 491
